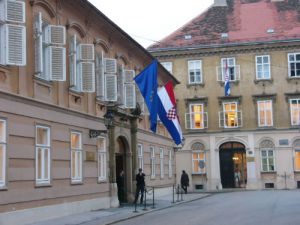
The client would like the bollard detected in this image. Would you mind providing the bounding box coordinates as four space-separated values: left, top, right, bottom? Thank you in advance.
172 184 175 203
177 184 180 202
151 187 155 209
143 188 147 211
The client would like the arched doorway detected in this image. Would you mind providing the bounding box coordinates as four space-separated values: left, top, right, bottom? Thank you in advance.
219 142 247 188
115 137 128 203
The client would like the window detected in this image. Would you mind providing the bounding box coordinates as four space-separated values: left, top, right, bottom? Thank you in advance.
288 53 300 78
95 56 118 101
220 102 242 128
97 137 106 181
290 99 300 126
192 151 206 174
160 148 164 179
34 12 66 81
71 132 82 183
161 62 172 74
261 149 275 172
218 58 240 82
137 144 143 170
123 69 136 108
69 35 95 92
0 0 26 66
0 120 7 187
35 125 50 185
256 55 271 79
295 149 300 171
186 104 207 129
188 60 202 84
168 150 172 178
150 147 155 178
257 100 273 127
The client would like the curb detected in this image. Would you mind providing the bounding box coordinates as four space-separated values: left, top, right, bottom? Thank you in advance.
103 194 211 225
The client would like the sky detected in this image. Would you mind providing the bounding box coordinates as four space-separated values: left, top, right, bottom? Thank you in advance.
88 0 214 48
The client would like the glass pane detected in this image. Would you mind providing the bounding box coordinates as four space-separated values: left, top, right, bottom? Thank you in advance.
44 149 49 179
71 151 76 178
0 121 5 142
37 148 42 179
295 156 300 170
263 56 269 63
71 133 81 149
268 150 273 156
296 54 300 61
37 127 48 145
289 54 295 61
193 160 199 173
269 158 274 166
262 164 268 171
257 57 262 64
261 150 267 157
0 145 4 181
199 152 204 159
262 158 268 165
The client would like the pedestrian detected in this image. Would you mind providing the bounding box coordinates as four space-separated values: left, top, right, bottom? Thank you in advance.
234 167 241 188
180 170 189 194
116 170 125 205
134 168 145 204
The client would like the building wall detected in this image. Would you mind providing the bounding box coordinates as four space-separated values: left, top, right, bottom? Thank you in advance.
152 42 300 191
0 1 176 224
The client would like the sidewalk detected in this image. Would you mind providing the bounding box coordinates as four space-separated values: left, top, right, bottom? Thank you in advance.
28 193 210 225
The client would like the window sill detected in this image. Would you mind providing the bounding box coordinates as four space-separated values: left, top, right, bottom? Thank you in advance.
71 180 83 185
97 179 108 183
254 78 273 84
0 186 8 191
35 182 52 188
34 76 53 88
191 173 206 176
260 171 276 174
218 80 239 86
256 126 275 130
186 83 205 88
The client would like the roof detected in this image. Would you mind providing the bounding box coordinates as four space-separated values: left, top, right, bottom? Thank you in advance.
148 0 300 51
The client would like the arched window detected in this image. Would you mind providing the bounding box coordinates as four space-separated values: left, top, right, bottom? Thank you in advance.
191 142 206 174
260 140 275 172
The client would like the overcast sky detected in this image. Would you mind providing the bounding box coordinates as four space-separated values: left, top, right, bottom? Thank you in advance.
88 0 214 48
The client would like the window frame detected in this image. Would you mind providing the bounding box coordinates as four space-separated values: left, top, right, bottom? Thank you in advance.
188 60 202 84
97 137 107 182
261 149 275 172
192 151 206 174
221 57 237 81
189 103 205 129
35 125 51 185
288 52 300 78
168 150 172 178
137 144 144 171
71 131 83 183
161 61 173 74
160 148 164 179
257 100 273 127
223 102 239 128
0 119 7 188
255 55 271 80
290 99 300 126
150 146 156 179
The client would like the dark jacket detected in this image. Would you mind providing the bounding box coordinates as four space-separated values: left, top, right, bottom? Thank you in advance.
136 172 145 187
181 172 189 186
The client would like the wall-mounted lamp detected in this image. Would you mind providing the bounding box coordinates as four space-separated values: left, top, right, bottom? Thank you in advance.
104 110 114 129
173 137 186 152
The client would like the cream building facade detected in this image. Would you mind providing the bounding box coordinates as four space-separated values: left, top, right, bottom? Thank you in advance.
149 0 300 192
0 1 177 224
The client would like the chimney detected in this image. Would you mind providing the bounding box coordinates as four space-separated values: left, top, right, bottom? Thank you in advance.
213 0 227 7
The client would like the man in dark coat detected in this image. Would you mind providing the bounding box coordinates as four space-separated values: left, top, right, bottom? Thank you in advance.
180 170 189 194
134 168 145 204
116 170 125 205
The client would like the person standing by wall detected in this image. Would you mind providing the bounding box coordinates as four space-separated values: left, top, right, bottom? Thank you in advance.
116 170 125 205
180 170 189 194
134 168 145 204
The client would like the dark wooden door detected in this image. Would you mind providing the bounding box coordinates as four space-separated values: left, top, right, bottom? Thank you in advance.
219 150 234 188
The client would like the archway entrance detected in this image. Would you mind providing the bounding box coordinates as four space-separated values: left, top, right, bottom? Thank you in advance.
115 137 128 203
219 142 247 189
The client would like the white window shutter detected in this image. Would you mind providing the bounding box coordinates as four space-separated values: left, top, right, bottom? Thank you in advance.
79 62 95 92
5 24 26 66
44 25 65 45
104 58 117 73
124 84 136 108
34 12 43 74
78 44 94 61
0 0 25 23
96 54 104 98
105 74 117 101
49 46 66 81
69 34 77 87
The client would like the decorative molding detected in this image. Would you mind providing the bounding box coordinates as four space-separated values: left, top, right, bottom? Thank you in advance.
259 139 275 148
218 95 242 105
252 93 277 103
94 38 110 53
116 53 129 65
184 97 208 107
284 92 300 102
30 0 56 18
68 22 86 38
253 78 273 84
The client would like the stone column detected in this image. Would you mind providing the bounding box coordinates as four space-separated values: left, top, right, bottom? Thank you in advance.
129 117 138 202
209 136 222 190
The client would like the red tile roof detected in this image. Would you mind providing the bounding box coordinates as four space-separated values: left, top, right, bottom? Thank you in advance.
148 0 300 50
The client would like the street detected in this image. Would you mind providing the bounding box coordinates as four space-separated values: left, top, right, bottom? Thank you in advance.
114 190 300 225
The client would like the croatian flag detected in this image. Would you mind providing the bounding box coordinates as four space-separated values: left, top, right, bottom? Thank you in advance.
157 81 183 145
224 59 230 96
